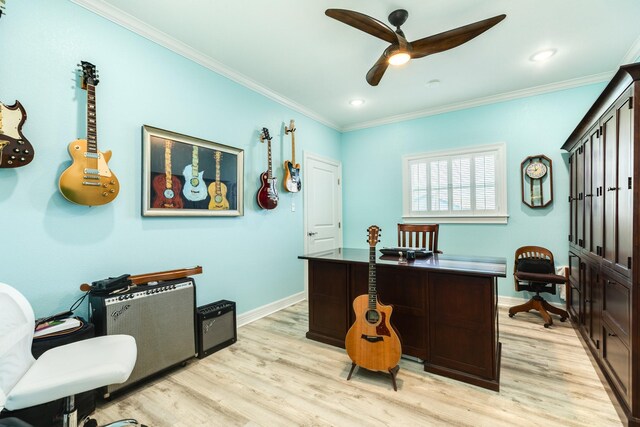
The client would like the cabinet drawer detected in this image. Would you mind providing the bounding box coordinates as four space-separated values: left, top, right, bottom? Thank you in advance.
603 276 630 344
568 284 581 323
568 253 581 284
602 321 630 399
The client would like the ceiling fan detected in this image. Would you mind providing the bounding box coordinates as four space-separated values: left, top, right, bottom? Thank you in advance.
325 8 506 86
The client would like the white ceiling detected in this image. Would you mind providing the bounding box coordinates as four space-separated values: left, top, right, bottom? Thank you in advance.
73 0 640 131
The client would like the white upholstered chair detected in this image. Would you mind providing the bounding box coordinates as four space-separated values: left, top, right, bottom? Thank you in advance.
0 283 141 427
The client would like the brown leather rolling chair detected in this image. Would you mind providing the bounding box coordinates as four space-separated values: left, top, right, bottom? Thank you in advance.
508 246 569 328
397 223 441 253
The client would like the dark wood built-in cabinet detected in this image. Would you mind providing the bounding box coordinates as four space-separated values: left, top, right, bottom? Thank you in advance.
563 63 640 426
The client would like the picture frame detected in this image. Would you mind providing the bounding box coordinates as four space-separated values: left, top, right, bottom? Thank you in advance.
142 125 244 217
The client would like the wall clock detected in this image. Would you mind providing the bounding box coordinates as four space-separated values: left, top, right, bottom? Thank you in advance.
521 154 553 208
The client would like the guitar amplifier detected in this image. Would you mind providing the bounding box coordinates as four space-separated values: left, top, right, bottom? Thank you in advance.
197 300 237 359
89 278 197 397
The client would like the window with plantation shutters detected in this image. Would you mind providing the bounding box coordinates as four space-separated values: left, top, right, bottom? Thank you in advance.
403 143 508 224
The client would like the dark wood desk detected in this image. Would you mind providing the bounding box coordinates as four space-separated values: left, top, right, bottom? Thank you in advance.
299 248 507 391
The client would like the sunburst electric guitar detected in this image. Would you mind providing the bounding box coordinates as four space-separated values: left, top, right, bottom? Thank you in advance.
257 127 278 210
345 225 402 390
182 145 207 202
152 140 183 209
283 119 301 192
59 61 119 206
0 100 34 168
208 150 229 210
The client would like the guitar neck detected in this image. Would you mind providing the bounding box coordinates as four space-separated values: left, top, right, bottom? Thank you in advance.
87 84 98 154
368 245 377 309
215 152 221 191
191 146 198 177
267 139 272 180
164 140 172 189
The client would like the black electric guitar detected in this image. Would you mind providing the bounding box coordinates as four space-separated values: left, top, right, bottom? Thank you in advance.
283 119 301 192
0 0 5 20
257 127 278 210
345 225 402 390
0 100 34 168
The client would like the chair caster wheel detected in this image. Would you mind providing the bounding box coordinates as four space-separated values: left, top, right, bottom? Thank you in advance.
508 313 514 318
544 323 551 328
83 419 98 427
560 317 567 322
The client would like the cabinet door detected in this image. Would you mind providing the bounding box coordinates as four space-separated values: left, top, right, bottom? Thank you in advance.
584 264 601 350
584 135 592 252
307 260 349 346
577 141 585 247
591 126 604 257
602 109 617 263
569 152 577 245
617 96 633 272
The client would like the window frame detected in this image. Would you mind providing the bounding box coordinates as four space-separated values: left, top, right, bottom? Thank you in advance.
402 142 508 224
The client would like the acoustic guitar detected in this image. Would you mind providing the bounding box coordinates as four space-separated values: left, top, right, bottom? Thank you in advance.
152 139 184 209
345 225 402 389
257 127 278 210
208 150 229 210
0 100 34 168
181 145 207 202
59 62 119 206
283 119 301 192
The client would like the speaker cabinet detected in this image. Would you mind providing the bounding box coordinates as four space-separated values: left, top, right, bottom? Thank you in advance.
197 300 237 359
90 278 197 397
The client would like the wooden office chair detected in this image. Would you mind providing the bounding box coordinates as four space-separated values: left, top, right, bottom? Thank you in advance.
397 223 441 253
508 246 569 328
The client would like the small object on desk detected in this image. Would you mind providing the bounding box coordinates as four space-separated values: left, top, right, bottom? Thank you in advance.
406 250 416 261
398 251 406 264
380 247 433 258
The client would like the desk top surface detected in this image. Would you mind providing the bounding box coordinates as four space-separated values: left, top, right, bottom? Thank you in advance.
299 248 507 278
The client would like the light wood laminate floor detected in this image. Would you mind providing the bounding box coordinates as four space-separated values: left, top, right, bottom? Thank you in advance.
94 301 622 426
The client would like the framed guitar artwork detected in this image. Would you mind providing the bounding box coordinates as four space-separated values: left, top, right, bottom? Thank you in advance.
141 125 244 217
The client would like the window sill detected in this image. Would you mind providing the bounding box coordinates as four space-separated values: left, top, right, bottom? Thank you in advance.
402 214 509 224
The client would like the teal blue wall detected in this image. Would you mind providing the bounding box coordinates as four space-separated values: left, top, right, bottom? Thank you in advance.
340 84 606 299
0 0 341 317
0 0 613 316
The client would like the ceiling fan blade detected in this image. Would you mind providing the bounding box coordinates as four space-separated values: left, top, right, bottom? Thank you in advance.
410 14 506 59
326 9 398 44
366 52 390 86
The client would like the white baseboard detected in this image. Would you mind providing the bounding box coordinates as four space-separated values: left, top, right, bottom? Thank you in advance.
498 295 566 309
237 292 306 327
237 293 565 328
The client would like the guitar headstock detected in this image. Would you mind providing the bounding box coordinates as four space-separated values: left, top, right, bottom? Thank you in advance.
260 127 272 143
367 225 381 247
0 0 6 19
79 61 99 89
285 119 296 135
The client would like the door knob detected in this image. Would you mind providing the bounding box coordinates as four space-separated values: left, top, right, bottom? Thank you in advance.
308 232 318 236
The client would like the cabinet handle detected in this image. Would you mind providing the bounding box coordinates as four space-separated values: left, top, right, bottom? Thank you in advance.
584 194 593 198
608 332 617 337
607 187 620 191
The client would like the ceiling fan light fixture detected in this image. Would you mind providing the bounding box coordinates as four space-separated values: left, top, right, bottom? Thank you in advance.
530 49 557 62
388 52 411 66
349 99 365 107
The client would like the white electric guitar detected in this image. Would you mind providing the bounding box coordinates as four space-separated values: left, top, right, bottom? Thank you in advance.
181 145 207 202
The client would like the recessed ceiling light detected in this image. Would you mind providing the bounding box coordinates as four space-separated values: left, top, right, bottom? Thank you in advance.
530 49 557 62
349 99 365 107
426 79 441 88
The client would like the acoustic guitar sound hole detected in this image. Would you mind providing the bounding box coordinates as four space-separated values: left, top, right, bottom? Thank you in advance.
365 309 380 324
164 189 174 199
190 177 199 187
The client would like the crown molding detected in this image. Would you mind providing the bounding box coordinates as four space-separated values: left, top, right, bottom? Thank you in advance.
69 0 340 131
621 34 640 65
342 71 613 132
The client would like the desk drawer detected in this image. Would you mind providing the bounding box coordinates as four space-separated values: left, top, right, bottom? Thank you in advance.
602 275 630 345
602 321 630 400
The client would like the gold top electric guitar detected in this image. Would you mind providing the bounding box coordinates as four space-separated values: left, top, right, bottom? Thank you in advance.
59 61 119 206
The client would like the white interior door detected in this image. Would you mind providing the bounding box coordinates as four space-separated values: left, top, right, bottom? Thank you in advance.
303 152 342 254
